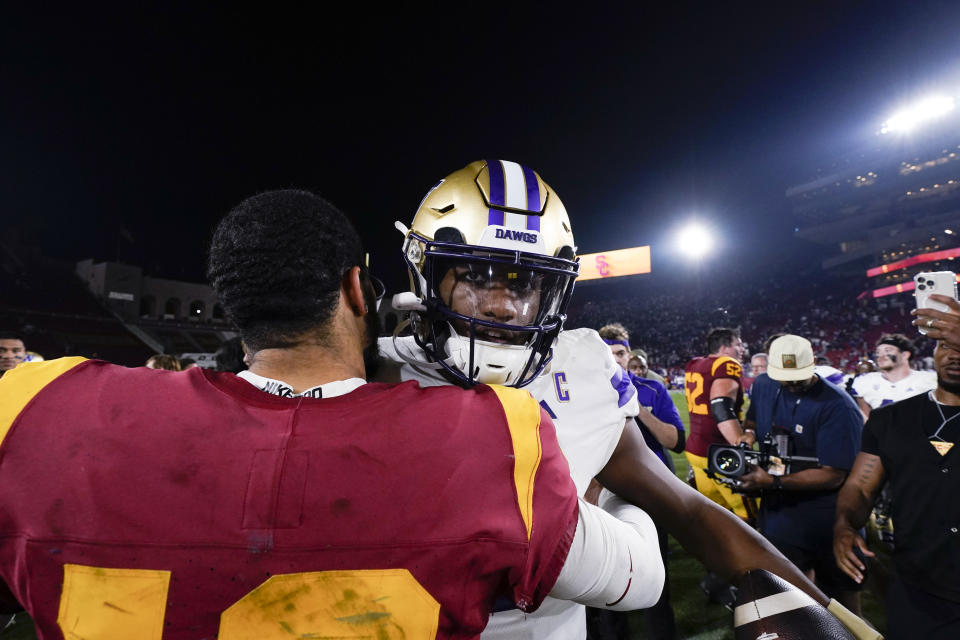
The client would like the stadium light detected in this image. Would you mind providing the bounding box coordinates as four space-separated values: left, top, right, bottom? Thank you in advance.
675 222 713 260
880 95 955 134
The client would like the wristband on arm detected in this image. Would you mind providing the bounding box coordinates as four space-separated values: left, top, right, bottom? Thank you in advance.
710 396 738 423
671 429 686 453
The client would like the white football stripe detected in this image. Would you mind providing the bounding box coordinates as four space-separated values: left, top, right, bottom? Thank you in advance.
733 590 818 627
501 160 528 210
504 211 527 228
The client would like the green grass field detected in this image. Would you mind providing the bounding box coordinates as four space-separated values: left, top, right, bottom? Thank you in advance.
0 391 888 639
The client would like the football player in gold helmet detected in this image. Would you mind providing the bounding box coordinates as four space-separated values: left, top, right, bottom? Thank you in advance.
379 161 875 639
393 159 578 387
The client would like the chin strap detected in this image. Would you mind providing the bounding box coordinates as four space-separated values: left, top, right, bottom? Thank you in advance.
827 599 883 640
390 317 446 373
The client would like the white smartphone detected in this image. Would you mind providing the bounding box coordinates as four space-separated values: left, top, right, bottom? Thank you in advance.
915 271 958 334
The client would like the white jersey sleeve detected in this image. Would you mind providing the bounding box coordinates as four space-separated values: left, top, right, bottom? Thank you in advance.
550 494 664 611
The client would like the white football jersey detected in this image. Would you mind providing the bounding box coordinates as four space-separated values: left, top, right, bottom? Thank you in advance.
377 328 641 639
851 369 937 409
814 365 845 387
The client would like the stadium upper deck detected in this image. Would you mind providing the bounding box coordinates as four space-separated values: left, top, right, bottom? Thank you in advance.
789 107 960 275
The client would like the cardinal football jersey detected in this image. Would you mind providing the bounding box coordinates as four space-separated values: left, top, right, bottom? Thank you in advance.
684 355 744 457
0 358 578 640
378 328 641 640
851 369 937 409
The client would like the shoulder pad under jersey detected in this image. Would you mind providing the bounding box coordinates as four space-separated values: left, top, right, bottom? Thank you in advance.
711 356 743 379
0 358 88 447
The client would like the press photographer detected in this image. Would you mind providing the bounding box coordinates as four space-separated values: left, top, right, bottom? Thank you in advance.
736 335 865 614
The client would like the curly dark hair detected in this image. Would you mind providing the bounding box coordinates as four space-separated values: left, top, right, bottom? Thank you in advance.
207 189 364 352
876 333 917 358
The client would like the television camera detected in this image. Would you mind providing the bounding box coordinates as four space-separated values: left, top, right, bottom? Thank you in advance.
706 431 819 492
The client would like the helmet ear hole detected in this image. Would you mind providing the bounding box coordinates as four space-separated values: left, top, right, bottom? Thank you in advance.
556 245 576 261
435 227 465 244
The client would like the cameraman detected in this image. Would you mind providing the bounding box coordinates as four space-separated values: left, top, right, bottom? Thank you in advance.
738 335 865 614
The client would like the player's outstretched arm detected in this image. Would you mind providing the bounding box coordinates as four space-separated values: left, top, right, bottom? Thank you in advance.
596 421 830 606
549 494 664 611
834 452 884 584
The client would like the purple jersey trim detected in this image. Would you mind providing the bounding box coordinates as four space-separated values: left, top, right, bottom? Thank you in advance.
539 399 558 419
610 367 636 408
487 159 505 226
824 372 845 385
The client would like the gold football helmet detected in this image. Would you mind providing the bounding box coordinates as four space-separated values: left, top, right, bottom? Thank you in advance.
395 160 579 387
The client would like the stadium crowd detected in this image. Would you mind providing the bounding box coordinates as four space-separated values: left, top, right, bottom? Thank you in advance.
569 281 929 385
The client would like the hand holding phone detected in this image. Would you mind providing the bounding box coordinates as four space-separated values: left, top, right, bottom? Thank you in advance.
915 271 959 335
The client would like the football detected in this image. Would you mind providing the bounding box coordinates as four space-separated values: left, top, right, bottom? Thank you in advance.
734 570 854 640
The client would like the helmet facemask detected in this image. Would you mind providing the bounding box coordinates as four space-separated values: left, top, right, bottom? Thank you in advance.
402 229 578 387
396 159 579 388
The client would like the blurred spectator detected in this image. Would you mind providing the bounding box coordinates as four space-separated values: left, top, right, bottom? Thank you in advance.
743 352 767 396
630 347 667 388
215 336 247 374
598 323 631 370
567 268 932 377
145 354 182 371
179 358 199 370
855 358 877 376
851 334 935 418
0 333 27 378
835 335 960 637
741 335 864 614
751 353 768 377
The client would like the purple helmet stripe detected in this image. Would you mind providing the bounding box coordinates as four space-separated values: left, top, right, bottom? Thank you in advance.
487 159 506 225
522 165 541 231
522 165 541 210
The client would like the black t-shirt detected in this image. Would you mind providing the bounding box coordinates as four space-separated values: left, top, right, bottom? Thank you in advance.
861 392 960 602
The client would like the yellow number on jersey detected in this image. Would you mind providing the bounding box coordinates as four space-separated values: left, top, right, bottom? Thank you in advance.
58 565 170 640
684 372 709 415
221 569 440 639
58 565 441 639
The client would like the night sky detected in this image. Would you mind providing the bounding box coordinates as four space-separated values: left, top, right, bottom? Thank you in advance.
3 2 960 293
